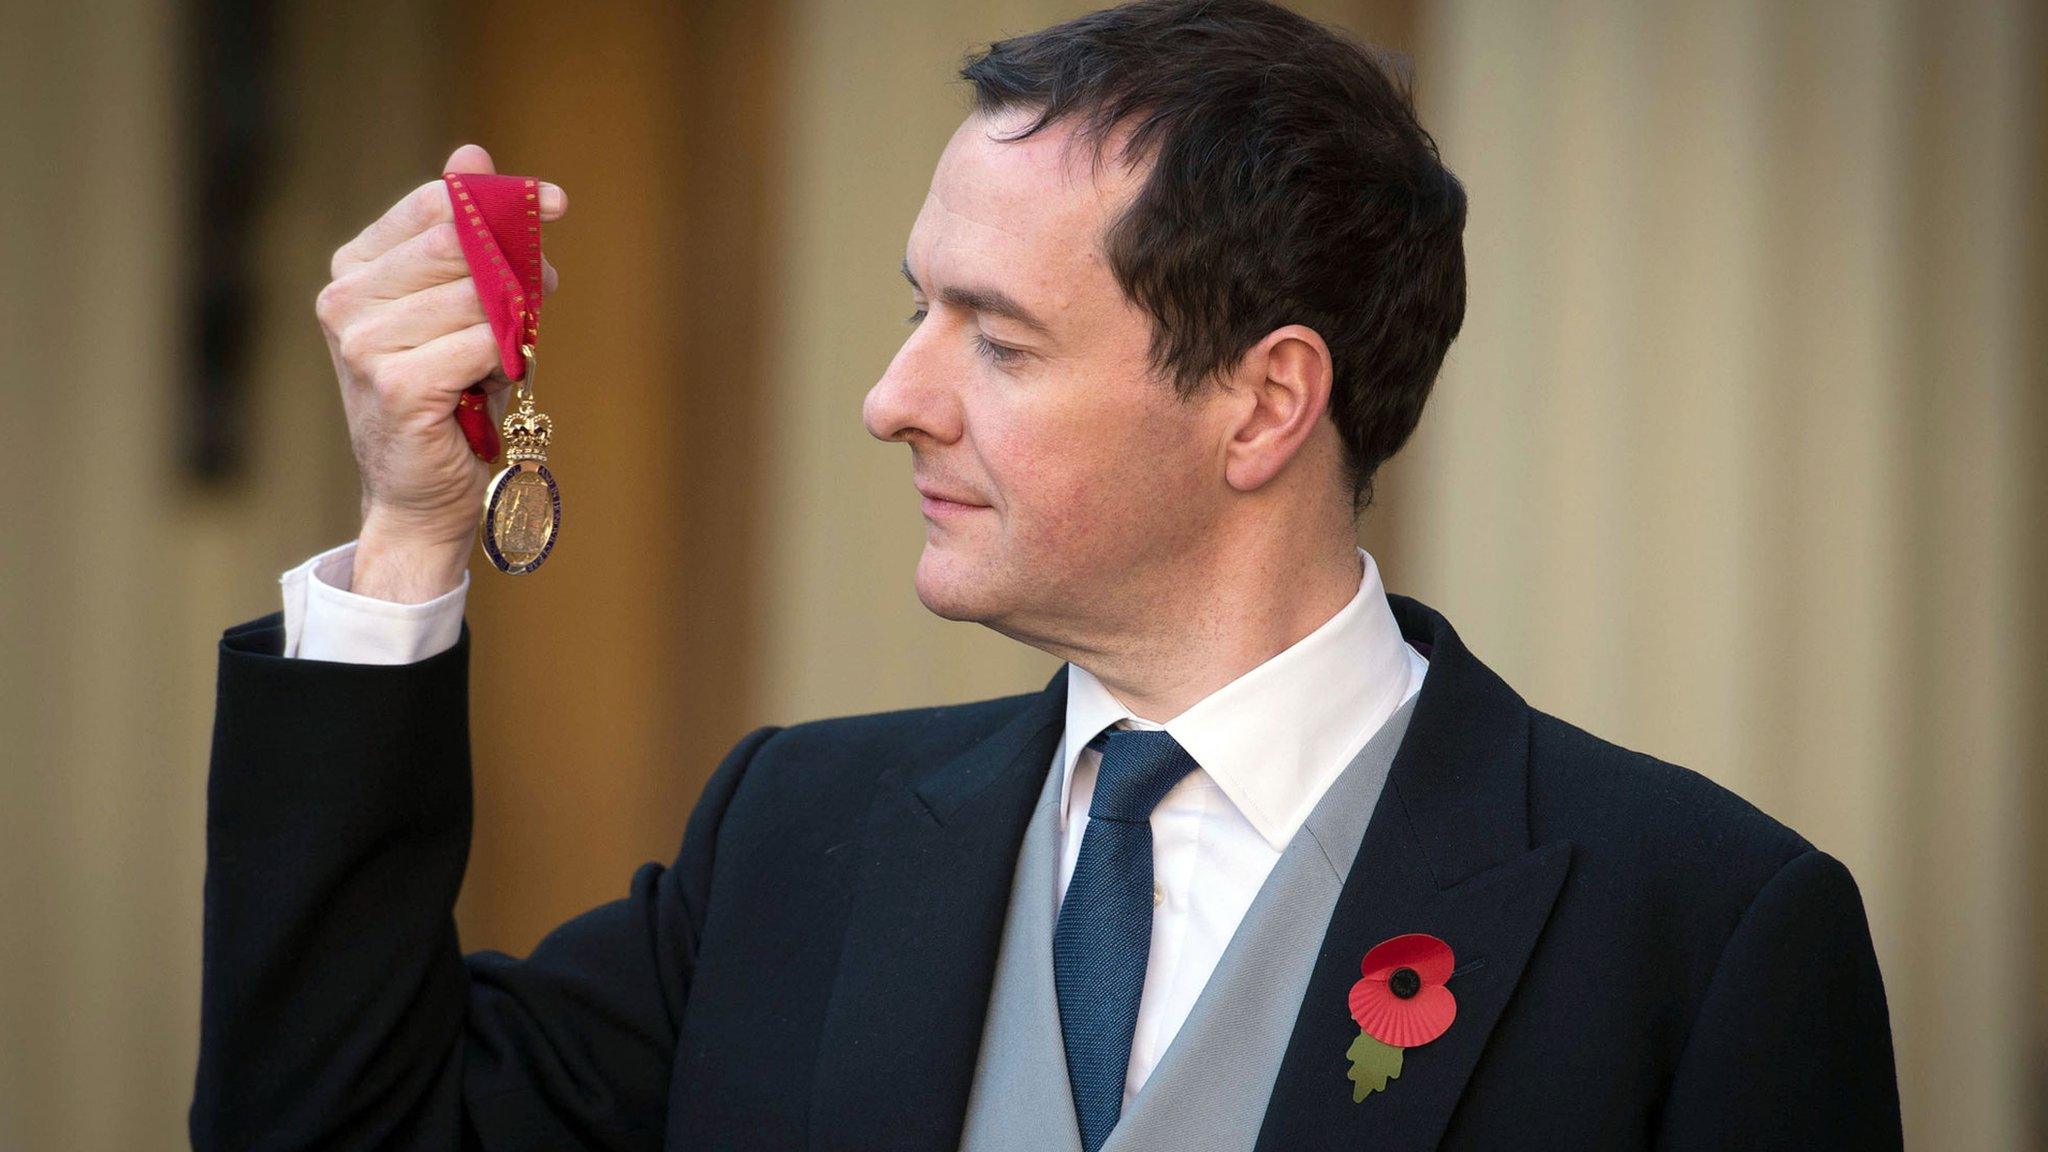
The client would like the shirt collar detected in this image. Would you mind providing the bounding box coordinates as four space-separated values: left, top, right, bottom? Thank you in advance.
1058 547 1421 851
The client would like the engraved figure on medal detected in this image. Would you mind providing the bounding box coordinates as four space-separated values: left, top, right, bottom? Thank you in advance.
480 345 561 574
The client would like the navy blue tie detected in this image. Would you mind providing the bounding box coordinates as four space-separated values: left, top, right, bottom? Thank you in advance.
1053 727 1201 1152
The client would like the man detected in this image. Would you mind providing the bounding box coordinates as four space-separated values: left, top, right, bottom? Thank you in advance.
191 1 1902 1149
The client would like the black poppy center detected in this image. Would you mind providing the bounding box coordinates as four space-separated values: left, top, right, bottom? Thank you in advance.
1389 967 1422 999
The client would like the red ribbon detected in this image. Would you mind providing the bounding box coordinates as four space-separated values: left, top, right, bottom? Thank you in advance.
442 172 546 463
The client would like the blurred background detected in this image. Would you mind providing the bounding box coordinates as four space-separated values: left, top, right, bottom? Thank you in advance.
2 0 2041 1147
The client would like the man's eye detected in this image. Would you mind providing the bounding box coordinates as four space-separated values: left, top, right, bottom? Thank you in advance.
905 306 1020 365
973 333 1022 364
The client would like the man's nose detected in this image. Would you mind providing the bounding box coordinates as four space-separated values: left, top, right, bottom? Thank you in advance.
863 338 960 445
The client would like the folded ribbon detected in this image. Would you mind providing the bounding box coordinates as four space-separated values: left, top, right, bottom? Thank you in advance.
442 172 546 463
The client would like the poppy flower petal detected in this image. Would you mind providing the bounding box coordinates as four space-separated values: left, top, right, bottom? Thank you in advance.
1359 932 1455 985
1347 975 1376 1027
1350 981 1457 1047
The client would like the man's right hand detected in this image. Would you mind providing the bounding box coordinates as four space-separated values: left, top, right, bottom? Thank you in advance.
315 143 567 602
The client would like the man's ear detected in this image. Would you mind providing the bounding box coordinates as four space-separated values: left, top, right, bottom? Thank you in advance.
1220 325 1334 493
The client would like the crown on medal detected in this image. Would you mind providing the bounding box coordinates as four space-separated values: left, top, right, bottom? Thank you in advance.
500 405 553 462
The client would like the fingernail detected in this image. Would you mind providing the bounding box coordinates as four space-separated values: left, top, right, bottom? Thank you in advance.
538 183 566 213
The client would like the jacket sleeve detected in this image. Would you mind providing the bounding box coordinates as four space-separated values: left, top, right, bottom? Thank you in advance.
188 611 781 1151
1653 847 1904 1151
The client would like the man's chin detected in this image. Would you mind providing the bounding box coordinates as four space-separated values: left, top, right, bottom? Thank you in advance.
911 547 1002 623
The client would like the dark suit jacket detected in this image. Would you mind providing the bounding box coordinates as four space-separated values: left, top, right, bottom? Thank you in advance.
190 593 1902 1151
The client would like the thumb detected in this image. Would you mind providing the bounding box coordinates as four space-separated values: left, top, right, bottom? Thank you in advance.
444 142 497 176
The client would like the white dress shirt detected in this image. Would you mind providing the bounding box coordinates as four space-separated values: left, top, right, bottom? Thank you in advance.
279 539 467 663
279 541 1428 1108
1054 546 1427 1106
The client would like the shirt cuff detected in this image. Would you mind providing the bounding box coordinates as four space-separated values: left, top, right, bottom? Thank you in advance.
280 539 468 664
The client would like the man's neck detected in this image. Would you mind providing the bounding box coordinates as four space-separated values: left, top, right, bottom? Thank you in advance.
1054 542 1364 722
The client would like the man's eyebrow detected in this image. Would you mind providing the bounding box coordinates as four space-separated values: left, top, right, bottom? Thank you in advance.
901 257 1054 337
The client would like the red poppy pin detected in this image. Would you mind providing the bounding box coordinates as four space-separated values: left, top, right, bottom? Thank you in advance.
1345 933 1457 1101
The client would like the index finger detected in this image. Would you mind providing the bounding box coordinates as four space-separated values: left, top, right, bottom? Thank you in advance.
332 178 457 278
332 177 567 278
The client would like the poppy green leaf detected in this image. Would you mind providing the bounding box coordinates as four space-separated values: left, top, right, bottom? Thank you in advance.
1346 1028 1405 1101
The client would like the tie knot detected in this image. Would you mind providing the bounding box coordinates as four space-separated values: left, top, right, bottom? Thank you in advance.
1085 728 1200 823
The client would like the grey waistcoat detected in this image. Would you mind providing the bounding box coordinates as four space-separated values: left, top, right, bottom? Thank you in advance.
957 693 1420 1152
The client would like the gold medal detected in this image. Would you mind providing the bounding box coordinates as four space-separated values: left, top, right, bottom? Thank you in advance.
480 343 561 575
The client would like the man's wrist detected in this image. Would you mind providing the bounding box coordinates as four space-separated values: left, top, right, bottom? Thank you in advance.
353 514 472 603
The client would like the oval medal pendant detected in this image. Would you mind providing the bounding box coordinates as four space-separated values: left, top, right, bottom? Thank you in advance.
481 459 560 574
479 382 560 575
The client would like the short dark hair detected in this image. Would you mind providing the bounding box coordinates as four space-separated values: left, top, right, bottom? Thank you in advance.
959 0 1466 513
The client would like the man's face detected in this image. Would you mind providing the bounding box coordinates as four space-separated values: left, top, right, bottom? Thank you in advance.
863 108 1227 653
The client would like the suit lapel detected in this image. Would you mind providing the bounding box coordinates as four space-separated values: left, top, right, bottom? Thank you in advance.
808 666 1069 1152
1253 595 1575 1152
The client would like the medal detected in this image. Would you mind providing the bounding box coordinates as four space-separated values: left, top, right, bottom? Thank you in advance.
442 171 561 574
479 340 560 574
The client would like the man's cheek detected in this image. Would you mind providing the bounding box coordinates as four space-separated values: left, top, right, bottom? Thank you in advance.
1012 462 1125 556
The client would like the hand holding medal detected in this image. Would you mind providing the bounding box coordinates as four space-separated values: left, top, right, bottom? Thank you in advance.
443 169 562 575
314 144 567 603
